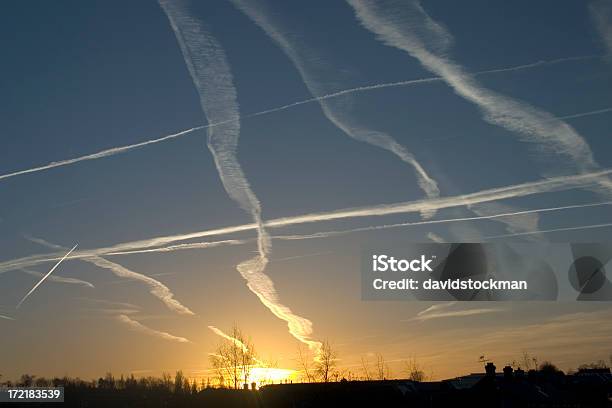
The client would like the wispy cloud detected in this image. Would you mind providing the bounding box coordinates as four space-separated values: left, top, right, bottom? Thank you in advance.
20 268 94 288
2 171 611 274
159 0 321 353
116 314 191 344
346 0 612 194
1 314 15 321
17 244 78 308
28 237 194 316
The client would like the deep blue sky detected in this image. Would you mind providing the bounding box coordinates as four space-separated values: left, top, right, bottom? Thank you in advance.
0 0 611 380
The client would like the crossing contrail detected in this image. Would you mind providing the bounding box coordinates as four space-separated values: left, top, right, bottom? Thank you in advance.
346 0 612 195
27 237 194 315
231 0 440 214
20 268 94 288
0 54 600 185
159 0 321 354
1 170 611 275
23 200 611 260
16 244 77 308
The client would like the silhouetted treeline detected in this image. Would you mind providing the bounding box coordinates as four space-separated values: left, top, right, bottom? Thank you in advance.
2 362 611 408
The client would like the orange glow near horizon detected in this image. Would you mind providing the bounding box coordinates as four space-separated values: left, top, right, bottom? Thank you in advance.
247 367 297 388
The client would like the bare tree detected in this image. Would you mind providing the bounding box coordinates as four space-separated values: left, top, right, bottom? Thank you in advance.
315 340 338 382
209 323 258 389
360 356 372 380
521 351 538 371
296 344 315 383
405 357 426 382
375 354 391 380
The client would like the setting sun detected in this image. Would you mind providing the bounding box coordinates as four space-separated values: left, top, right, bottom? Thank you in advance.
247 368 297 388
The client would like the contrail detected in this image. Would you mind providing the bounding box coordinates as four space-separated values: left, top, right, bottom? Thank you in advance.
208 325 267 365
105 239 244 256
86 256 195 315
28 237 194 315
590 0 612 57
484 221 612 239
346 0 612 195
230 0 439 214
275 201 612 242
0 53 600 185
2 169 611 274
0 126 205 182
16 244 77 308
208 326 250 352
0 314 15 321
417 301 456 317
409 308 502 322
468 202 540 238
159 0 321 353
33 200 612 260
20 268 94 288
557 107 612 121
116 314 191 343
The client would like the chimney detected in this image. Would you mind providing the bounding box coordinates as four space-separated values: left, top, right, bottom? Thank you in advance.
503 366 513 380
485 362 496 377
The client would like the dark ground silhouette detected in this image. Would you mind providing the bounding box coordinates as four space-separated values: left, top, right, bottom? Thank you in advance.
2 363 611 407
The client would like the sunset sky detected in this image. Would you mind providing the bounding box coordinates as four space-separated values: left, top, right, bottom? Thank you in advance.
1 0 612 382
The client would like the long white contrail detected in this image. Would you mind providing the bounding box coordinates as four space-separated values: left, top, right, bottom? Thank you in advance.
159 0 321 353
16 244 77 308
0 126 205 182
28 237 194 315
273 201 612 241
0 53 599 185
28 200 612 260
484 221 612 239
20 268 94 288
117 314 191 343
230 0 440 211
346 0 612 194
0 314 15 321
1 169 611 275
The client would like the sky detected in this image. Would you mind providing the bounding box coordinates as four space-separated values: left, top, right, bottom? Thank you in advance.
1 0 612 382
